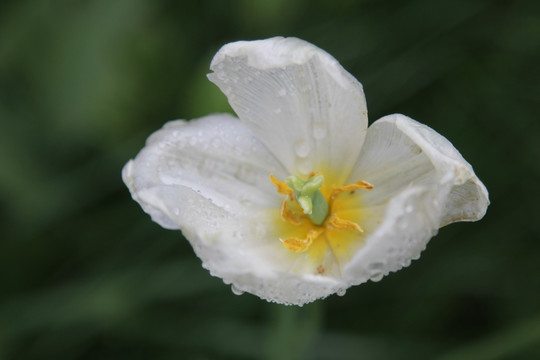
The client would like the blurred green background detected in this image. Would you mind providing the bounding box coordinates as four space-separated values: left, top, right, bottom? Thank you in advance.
1 0 539 359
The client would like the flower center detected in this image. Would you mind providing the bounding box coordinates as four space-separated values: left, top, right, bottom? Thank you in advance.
270 172 373 253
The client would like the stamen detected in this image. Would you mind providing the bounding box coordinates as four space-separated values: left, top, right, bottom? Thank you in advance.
280 199 301 225
270 174 294 199
282 228 324 252
273 173 373 254
330 180 373 200
328 214 364 232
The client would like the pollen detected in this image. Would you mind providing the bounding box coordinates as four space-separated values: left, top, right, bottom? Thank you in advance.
270 174 294 198
328 214 364 232
280 199 301 225
282 228 324 252
270 172 373 259
330 180 373 200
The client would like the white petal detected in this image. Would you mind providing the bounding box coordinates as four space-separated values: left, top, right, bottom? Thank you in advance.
343 114 489 283
208 37 368 182
132 182 345 305
122 113 347 305
350 114 489 225
122 114 287 229
344 185 445 284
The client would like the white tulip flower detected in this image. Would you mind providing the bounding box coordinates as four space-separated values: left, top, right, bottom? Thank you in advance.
122 37 489 305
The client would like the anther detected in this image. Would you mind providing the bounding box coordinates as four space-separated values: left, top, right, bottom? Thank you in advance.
330 180 373 200
328 214 364 232
282 229 324 252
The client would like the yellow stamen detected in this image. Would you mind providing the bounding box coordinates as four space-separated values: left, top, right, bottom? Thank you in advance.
280 199 301 225
330 180 373 200
270 174 294 198
271 171 373 254
282 228 324 252
328 214 364 232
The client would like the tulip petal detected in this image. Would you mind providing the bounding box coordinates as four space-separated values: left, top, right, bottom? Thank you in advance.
343 114 489 283
350 114 489 224
122 114 287 229
208 37 368 183
123 113 347 305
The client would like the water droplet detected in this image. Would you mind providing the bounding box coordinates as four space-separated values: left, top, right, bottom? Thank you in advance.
231 285 244 296
313 122 328 140
240 199 253 207
402 259 412 267
295 158 312 175
301 85 311 93
173 208 180 216
277 88 287 97
337 289 346 296
294 139 310 158
370 273 384 282
368 262 384 271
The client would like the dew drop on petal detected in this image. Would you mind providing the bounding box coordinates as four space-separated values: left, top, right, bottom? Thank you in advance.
368 262 384 271
398 220 408 230
337 289 346 296
173 208 180 216
370 273 384 282
231 284 244 296
295 158 312 175
240 200 252 207
294 139 310 158
313 122 328 140
402 259 412 267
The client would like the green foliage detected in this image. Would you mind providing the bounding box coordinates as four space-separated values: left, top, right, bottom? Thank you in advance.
1 0 539 359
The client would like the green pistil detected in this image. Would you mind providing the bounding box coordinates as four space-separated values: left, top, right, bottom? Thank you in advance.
285 174 329 226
